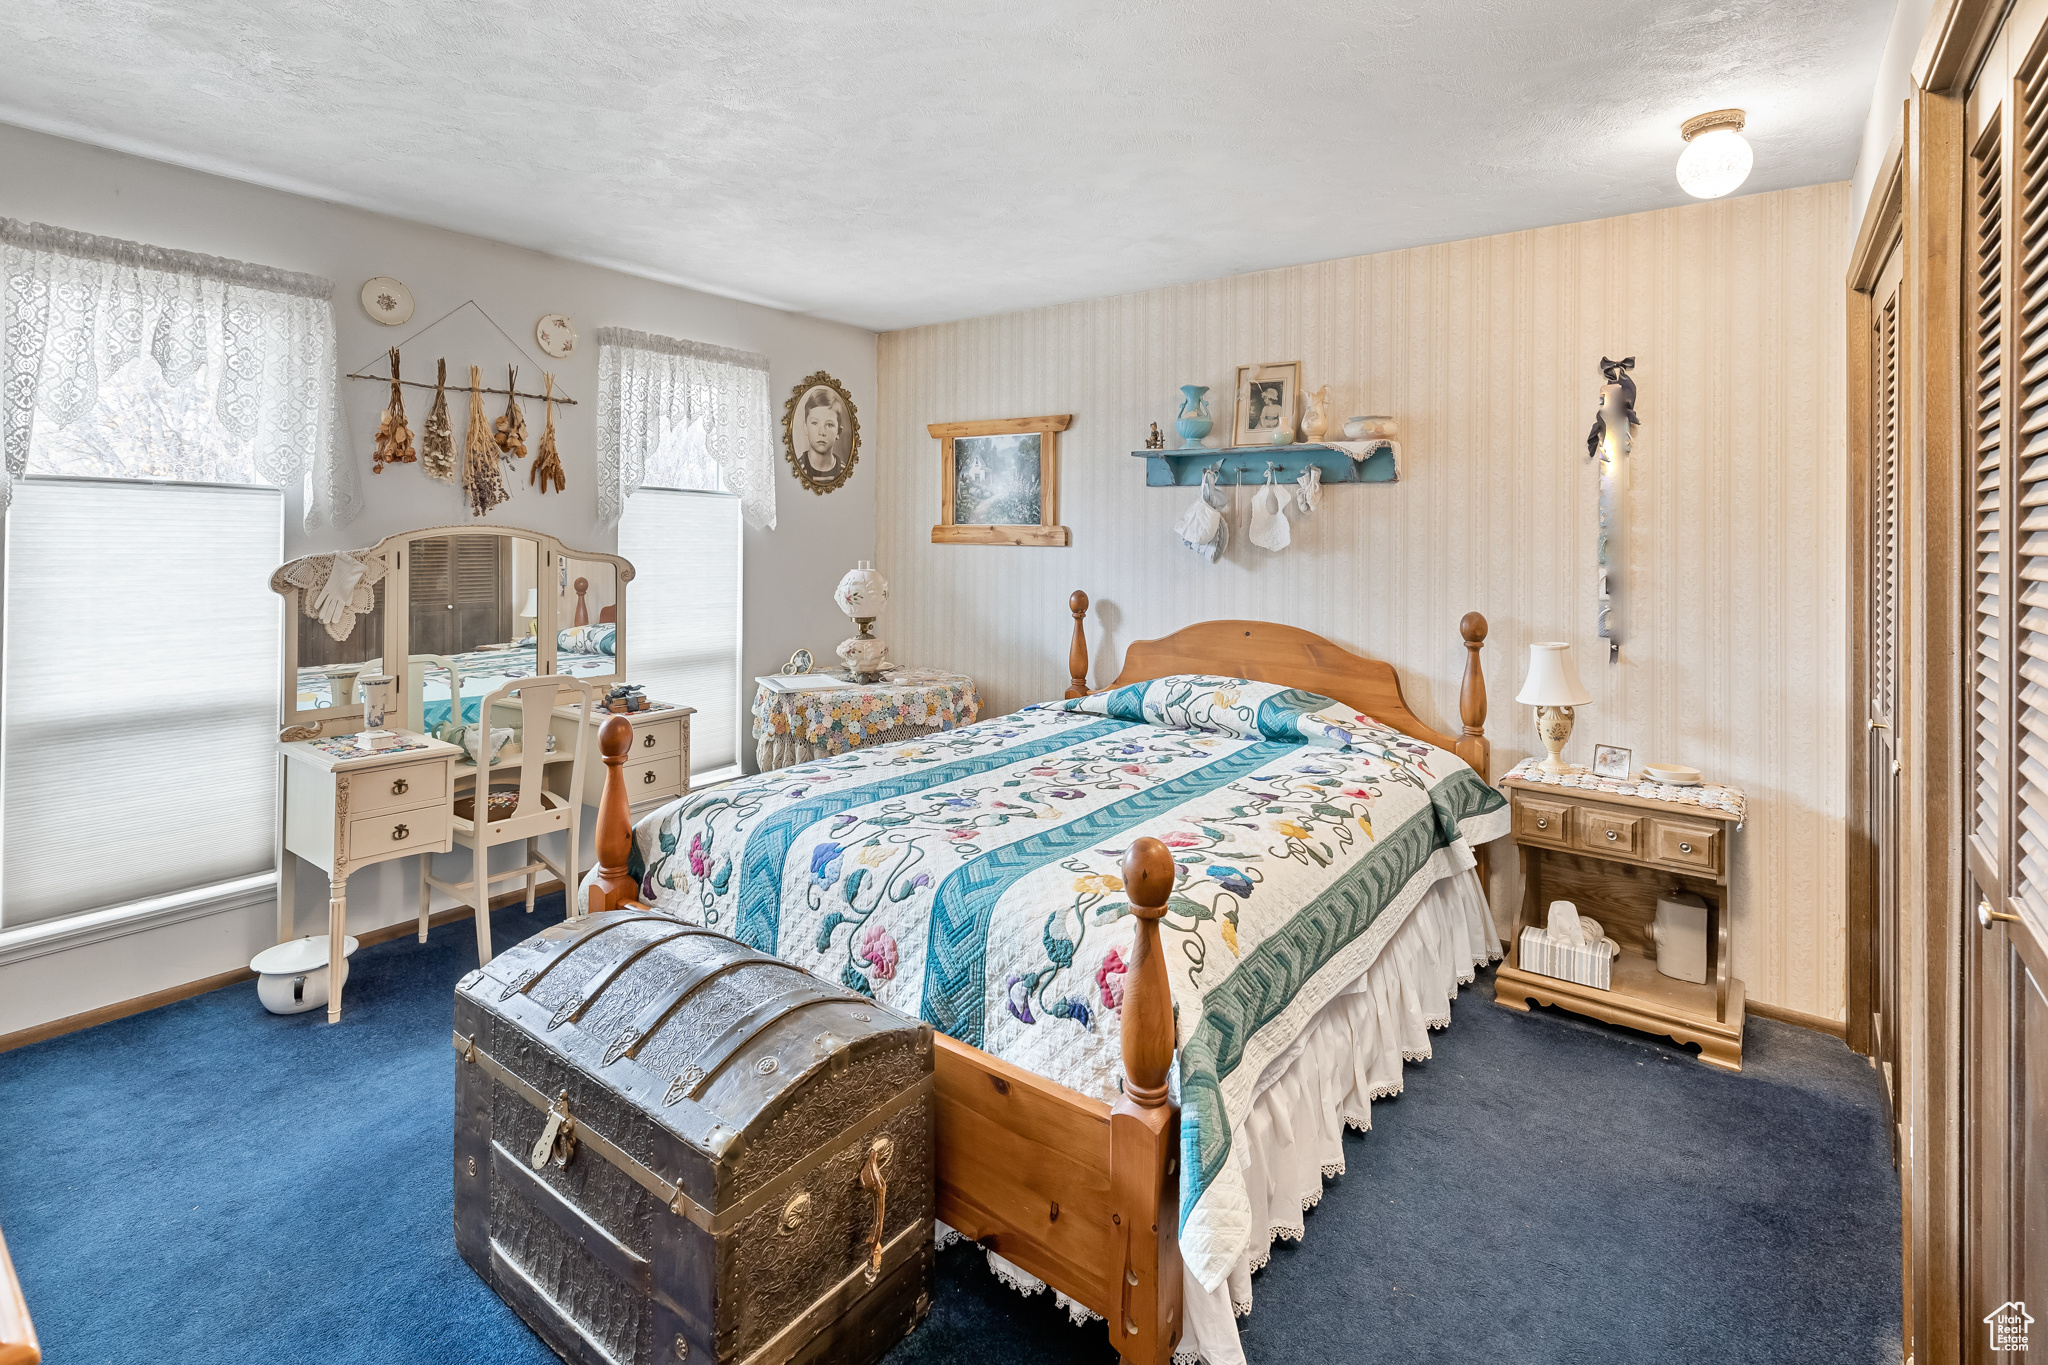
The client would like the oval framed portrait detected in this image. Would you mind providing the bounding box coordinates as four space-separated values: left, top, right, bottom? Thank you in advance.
783 372 860 495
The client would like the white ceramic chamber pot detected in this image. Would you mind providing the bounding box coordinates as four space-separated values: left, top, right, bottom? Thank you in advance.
252 934 360 1015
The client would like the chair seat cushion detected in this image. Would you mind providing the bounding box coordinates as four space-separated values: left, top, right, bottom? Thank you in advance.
454 783 564 824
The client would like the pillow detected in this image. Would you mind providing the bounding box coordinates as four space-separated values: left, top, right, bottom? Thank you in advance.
558 623 617 657
1042 674 1385 748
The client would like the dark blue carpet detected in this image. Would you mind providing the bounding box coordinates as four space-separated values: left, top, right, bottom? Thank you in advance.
0 895 1899 1364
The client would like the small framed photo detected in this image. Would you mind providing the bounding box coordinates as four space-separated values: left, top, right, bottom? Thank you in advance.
1591 744 1632 780
1233 361 1300 445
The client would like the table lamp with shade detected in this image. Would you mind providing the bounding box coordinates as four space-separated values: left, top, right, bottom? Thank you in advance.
1517 641 1592 774
519 588 539 639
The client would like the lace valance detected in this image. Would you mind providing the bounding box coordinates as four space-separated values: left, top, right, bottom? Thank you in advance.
0 218 358 528
596 326 774 531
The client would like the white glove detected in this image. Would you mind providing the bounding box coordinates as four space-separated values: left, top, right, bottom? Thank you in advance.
313 553 367 626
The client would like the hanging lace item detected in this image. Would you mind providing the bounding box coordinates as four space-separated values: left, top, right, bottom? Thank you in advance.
596 326 775 529
274 549 391 642
463 365 509 517
530 373 566 494
1174 466 1230 562
1294 464 1322 515
420 357 456 482
1249 466 1291 552
494 365 527 468
371 348 416 473
0 216 358 528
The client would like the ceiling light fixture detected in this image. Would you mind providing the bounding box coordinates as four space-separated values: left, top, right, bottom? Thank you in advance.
1676 109 1752 200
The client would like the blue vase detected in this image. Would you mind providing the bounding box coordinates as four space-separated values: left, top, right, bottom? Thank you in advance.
1174 384 1213 446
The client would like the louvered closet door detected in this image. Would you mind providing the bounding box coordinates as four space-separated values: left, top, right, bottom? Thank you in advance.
1868 238 1904 1144
1965 22 2048 1359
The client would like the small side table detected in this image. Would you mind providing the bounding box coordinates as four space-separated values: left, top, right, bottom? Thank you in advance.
1492 762 1748 1071
752 668 978 771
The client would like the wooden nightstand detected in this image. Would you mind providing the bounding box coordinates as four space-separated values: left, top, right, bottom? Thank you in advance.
1493 773 1746 1070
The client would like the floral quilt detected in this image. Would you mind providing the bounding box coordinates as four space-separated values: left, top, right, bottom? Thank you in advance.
623 675 1508 1291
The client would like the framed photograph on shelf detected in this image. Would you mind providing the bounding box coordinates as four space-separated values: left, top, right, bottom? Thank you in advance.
1591 744 1632 779
928 414 1073 546
1233 361 1300 445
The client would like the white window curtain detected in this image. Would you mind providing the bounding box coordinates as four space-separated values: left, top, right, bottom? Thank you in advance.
618 489 743 774
0 218 357 528
596 327 774 531
3 478 282 927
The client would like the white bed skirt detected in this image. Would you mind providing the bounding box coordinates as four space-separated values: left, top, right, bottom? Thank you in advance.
935 867 1500 1365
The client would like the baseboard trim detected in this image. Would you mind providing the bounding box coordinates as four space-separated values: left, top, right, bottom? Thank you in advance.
0 880 566 1055
1746 998 1848 1039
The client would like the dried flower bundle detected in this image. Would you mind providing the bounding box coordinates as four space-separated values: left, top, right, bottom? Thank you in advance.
371 347 416 473
530 372 566 495
494 365 528 467
463 365 510 517
420 357 457 482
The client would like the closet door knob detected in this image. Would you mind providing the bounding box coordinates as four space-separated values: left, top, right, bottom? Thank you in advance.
391 777 410 796
393 823 410 841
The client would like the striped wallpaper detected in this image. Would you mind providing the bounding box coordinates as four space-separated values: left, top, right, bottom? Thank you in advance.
876 181 1850 1022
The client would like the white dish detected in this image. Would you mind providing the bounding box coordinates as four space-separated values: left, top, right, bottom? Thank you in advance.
535 313 578 358
360 276 414 326
1644 763 1702 786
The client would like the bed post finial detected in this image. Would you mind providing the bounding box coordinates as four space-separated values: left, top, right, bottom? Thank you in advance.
1065 590 1091 699
1109 834 1182 1363
1456 611 1489 781
587 715 639 913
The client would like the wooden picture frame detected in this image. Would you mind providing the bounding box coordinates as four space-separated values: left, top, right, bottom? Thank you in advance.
1233 360 1300 445
928 414 1072 546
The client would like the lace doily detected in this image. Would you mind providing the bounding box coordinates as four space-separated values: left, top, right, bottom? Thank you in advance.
274 549 390 641
1500 758 1745 820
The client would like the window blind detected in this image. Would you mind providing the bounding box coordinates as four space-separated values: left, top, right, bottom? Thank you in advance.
2 477 282 927
1972 117 2004 852
2016 57 2048 919
617 488 742 774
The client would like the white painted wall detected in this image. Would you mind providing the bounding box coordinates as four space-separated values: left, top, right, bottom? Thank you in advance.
1850 0 1937 236
0 123 875 1038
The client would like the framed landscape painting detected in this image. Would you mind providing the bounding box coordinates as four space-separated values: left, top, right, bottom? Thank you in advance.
928 413 1072 546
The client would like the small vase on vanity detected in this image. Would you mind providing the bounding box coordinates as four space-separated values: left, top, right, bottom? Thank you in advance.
1175 385 1214 448
833 561 891 684
1301 386 1330 443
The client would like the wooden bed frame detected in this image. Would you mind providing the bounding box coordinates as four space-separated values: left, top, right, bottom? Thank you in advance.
585 597 1490 1365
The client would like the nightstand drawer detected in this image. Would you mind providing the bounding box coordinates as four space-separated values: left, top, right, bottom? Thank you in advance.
1577 808 1641 855
1514 797 1574 848
347 804 448 861
627 754 684 801
630 719 683 761
1651 818 1721 872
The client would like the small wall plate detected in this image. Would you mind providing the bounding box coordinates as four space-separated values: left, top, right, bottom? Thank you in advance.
361 277 415 326
536 313 578 359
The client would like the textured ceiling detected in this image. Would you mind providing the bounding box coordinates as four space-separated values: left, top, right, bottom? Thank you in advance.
1 0 1892 331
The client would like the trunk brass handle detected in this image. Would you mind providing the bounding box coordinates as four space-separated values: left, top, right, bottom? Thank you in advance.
1979 900 2022 929
860 1136 893 1284
393 823 410 840
391 777 409 795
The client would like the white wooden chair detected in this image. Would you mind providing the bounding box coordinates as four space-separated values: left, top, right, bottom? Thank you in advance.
406 652 466 734
421 674 592 965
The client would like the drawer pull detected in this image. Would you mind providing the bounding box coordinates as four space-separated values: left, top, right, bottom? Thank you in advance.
1605 829 1618 842
393 823 410 841
1679 842 1693 854
644 770 657 785
391 777 409 796
1535 818 1548 830
643 733 657 749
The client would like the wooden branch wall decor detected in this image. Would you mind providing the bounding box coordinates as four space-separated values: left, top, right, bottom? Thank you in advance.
929 413 1073 547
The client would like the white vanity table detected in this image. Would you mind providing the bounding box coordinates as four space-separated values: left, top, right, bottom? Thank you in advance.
270 524 691 1021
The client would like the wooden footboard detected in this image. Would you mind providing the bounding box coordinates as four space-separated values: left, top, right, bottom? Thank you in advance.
582 600 1488 1365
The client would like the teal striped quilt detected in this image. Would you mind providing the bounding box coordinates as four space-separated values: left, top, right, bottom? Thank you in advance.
624 677 1508 1290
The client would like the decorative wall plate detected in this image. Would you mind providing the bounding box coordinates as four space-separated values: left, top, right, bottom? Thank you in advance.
535 314 578 359
361 277 415 326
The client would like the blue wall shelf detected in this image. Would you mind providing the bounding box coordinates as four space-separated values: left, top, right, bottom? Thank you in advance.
1131 440 1398 487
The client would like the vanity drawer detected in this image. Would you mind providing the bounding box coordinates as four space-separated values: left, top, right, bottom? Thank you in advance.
1514 797 1574 848
347 804 448 861
1576 808 1641 856
1651 818 1722 872
629 719 683 761
626 754 684 802
352 760 447 816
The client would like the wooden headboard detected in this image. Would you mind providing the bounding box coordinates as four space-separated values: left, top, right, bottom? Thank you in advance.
1062 591 1490 780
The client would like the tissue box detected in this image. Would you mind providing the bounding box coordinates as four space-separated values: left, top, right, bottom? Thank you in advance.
1518 926 1612 990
